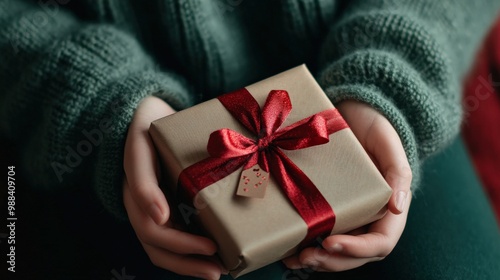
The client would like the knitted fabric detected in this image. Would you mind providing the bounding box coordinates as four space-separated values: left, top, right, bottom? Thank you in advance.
0 0 498 219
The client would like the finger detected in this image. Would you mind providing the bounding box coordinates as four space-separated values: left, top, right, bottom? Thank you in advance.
367 115 412 214
208 256 230 276
283 249 381 272
345 225 369 236
308 195 412 272
298 247 384 272
128 179 169 226
322 193 411 258
283 201 410 272
322 233 390 259
282 254 303 269
143 243 222 280
140 224 218 256
124 182 217 256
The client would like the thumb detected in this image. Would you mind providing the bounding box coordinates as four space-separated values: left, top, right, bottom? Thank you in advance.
124 126 170 225
384 165 412 214
366 115 412 214
123 98 175 225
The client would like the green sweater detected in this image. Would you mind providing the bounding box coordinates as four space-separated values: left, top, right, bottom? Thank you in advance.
1 0 498 220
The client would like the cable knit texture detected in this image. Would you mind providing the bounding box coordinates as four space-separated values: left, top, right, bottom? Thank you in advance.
0 0 498 220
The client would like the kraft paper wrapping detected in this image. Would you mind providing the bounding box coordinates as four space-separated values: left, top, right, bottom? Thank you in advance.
149 65 392 277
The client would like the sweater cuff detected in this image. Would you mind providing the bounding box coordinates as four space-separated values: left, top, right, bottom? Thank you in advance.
94 71 192 221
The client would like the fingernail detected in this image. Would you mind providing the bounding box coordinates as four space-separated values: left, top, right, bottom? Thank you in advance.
198 272 218 280
395 191 407 212
218 263 229 275
221 267 229 275
304 259 319 267
148 203 165 225
288 263 304 269
329 243 343 253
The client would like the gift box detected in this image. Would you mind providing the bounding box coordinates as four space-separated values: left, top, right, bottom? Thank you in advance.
149 65 392 277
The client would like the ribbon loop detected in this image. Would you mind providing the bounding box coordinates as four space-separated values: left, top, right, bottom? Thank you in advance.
273 115 330 150
261 90 292 136
208 129 257 158
218 89 262 134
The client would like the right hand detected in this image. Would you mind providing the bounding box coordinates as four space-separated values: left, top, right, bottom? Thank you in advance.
123 96 226 280
282 100 412 272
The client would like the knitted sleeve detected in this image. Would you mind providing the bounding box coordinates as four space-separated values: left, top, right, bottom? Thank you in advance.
0 0 193 219
318 0 500 187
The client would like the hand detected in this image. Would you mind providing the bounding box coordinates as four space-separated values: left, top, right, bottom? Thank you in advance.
123 96 226 279
283 100 412 272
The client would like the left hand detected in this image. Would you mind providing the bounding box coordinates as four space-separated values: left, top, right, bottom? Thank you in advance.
282 100 412 272
123 96 225 279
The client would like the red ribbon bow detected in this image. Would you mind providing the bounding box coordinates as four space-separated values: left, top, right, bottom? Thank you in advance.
179 89 349 244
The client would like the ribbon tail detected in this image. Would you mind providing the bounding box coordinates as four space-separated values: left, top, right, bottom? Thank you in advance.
179 155 251 199
267 148 336 245
217 89 262 134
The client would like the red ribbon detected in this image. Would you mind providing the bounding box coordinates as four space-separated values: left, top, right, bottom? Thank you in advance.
179 89 349 244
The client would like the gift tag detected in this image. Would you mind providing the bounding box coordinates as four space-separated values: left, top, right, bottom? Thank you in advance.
236 164 269 198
